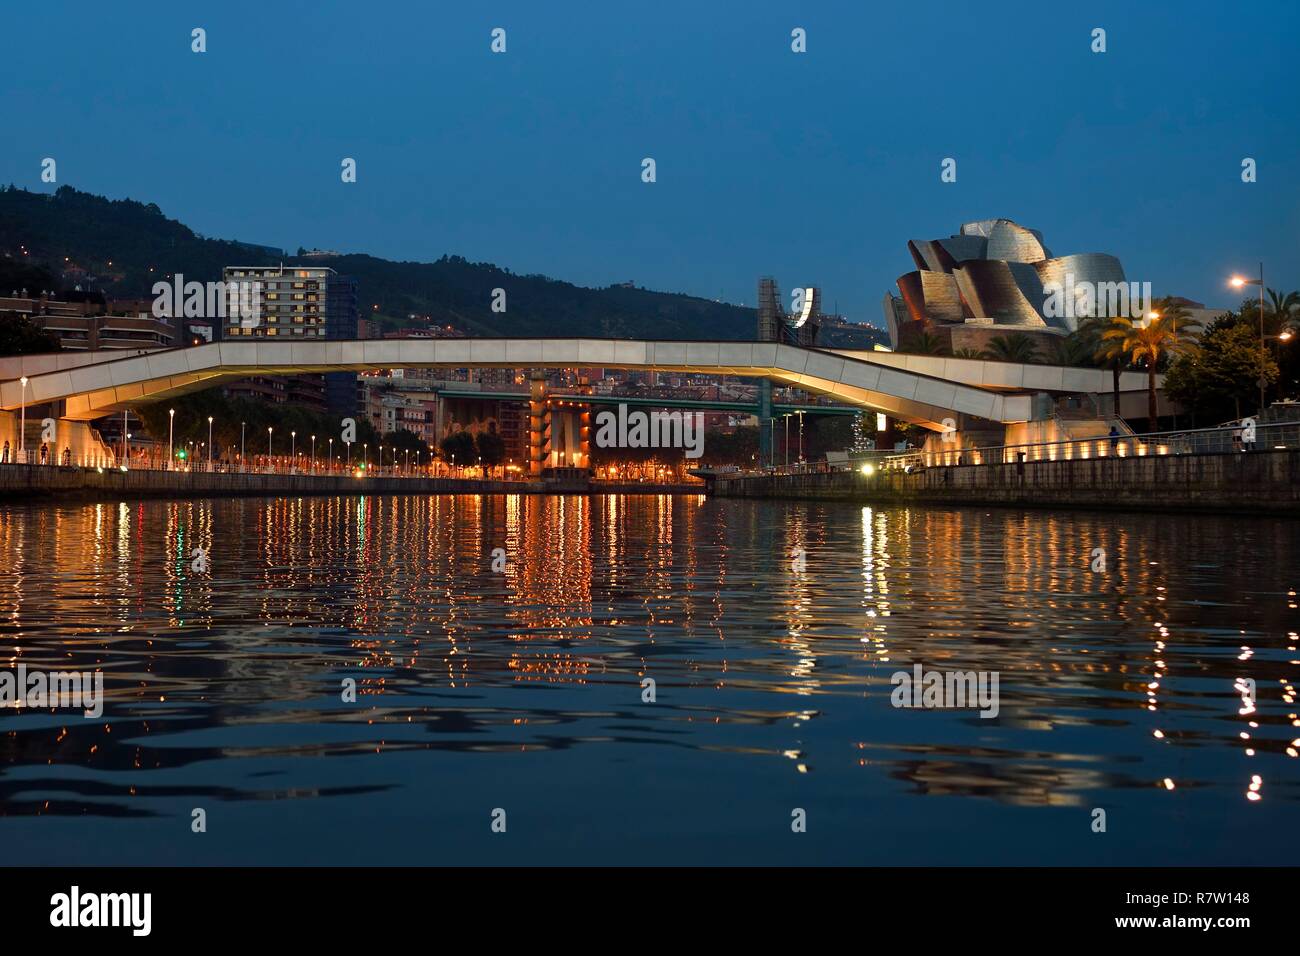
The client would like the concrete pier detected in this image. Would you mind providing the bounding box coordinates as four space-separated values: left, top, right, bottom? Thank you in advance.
703 449 1300 516
0 463 701 503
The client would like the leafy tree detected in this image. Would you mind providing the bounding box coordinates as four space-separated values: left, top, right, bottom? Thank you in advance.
134 388 378 462
386 427 429 457
0 313 62 355
439 430 476 464
475 429 506 467
695 426 758 466
1165 322 1278 423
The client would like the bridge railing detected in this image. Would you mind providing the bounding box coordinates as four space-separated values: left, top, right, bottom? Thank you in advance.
825 422 1299 473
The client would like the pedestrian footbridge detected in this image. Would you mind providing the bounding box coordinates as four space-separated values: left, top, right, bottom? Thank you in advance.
0 338 1154 431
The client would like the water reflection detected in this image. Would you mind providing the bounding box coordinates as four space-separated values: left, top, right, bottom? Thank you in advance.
0 495 1296 862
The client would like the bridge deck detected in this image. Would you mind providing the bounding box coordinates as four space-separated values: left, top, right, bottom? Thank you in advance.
0 338 1152 429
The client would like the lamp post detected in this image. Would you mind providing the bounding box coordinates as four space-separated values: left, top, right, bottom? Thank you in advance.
1230 264 1268 414
18 376 28 463
240 421 246 472
168 408 175 471
207 416 214 470
310 435 316 474
291 431 296 472
329 438 334 473
267 426 273 472
796 410 805 463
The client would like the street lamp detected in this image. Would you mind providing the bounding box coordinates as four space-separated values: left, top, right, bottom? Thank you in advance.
291 431 297 471
267 426 273 470
783 413 792 468
310 435 316 473
168 408 175 471
207 416 214 469
1230 264 1267 414
329 438 334 472
240 421 246 471
796 409 805 462
19 376 28 462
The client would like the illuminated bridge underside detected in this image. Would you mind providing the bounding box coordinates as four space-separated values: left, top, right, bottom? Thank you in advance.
2 338 1085 429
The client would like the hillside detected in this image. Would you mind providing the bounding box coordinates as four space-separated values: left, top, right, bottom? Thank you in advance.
0 185 759 340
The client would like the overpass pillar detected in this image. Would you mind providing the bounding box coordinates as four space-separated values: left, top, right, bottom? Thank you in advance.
758 379 773 466
528 372 547 477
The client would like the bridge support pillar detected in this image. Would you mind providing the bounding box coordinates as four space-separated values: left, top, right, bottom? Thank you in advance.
758 379 773 466
528 372 547 477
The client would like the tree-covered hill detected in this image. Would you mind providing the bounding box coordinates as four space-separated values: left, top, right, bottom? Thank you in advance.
0 185 760 340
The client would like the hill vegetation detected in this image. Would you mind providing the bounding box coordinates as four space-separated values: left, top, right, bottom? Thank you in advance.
0 185 762 340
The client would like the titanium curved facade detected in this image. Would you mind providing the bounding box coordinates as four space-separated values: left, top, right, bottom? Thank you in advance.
898 270 966 324
953 260 1047 327
884 218 1138 345
1034 253 1129 331
985 220 1049 263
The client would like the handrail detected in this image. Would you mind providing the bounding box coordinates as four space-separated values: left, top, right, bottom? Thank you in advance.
893 421 1298 469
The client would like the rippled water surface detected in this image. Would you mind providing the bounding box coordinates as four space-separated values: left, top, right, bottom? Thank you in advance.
1 494 1297 865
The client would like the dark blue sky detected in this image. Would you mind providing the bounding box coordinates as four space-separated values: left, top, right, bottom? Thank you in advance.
3 0 1297 326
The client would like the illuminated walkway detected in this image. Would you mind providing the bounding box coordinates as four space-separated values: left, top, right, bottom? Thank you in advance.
0 338 1153 431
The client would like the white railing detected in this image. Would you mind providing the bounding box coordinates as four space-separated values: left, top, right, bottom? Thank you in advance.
858 422 1300 471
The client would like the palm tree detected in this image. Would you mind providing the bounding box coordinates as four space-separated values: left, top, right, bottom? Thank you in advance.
1266 288 1300 322
1047 327 1101 367
903 330 948 356
952 348 983 360
1101 299 1199 431
980 332 1040 364
1087 316 1130 414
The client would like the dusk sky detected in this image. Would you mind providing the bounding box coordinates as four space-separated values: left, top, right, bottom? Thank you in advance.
3 0 1297 325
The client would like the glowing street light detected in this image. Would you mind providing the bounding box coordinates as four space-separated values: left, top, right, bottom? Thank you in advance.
19 376 28 462
168 408 175 470
1228 264 1268 414
207 416 214 468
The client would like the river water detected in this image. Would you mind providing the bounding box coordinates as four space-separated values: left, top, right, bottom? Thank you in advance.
1 494 1296 864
